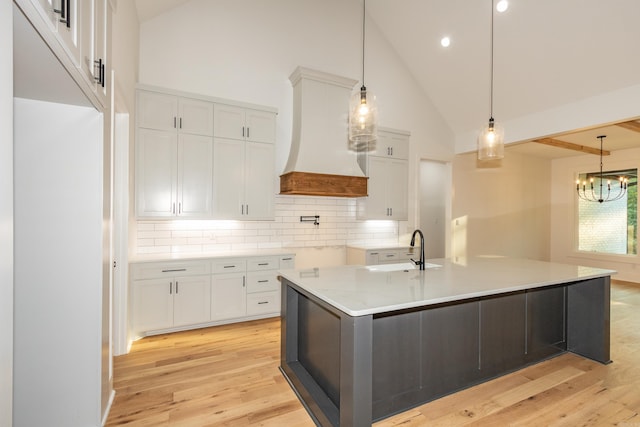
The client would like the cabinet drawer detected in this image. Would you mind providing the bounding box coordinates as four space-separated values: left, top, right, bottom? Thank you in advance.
212 258 246 274
377 251 399 264
247 291 280 316
246 272 279 293
131 260 210 280
279 255 295 269
247 256 279 272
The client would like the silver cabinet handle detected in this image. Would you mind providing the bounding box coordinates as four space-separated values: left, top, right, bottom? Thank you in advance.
175 281 179 293
247 127 250 138
258 301 268 305
258 280 269 283
242 126 245 137
174 117 177 128
178 202 182 214
162 268 186 273
179 117 182 129
172 202 176 214
223 265 236 268
243 276 246 287
169 282 173 294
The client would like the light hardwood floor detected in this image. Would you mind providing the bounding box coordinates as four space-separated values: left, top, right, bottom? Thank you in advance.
106 281 640 426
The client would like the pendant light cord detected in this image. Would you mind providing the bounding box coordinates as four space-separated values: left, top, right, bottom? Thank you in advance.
490 0 494 119
362 0 366 87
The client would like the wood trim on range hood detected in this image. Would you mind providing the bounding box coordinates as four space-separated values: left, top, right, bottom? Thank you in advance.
280 171 368 197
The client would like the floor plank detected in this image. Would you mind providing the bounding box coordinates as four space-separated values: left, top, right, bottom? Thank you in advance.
106 281 640 426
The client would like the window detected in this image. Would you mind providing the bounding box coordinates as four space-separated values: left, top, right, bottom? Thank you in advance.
577 168 637 254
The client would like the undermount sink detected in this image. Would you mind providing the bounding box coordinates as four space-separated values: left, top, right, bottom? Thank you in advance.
365 262 441 272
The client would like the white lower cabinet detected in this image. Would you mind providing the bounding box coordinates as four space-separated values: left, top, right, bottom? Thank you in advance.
173 275 212 327
130 253 295 337
130 260 212 333
346 246 416 266
211 258 247 321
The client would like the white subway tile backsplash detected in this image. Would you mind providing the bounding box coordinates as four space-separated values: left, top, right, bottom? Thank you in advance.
135 195 401 255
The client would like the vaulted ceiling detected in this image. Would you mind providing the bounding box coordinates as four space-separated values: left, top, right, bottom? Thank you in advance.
134 0 640 158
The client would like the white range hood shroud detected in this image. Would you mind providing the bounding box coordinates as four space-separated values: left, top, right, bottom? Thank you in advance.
283 67 365 178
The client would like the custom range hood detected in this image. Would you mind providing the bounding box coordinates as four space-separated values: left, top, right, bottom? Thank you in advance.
280 67 368 197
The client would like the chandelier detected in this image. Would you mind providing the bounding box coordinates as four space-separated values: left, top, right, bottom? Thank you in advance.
576 135 628 203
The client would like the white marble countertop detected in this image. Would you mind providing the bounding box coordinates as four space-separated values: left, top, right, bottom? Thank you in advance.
278 257 616 316
130 248 295 263
346 242 412 250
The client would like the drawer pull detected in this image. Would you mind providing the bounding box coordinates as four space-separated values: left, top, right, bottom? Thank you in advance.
223 265 236 268
257 301 269 305
162 268 187 273
258 280 269 283
258 263 269 266
282 257 292 261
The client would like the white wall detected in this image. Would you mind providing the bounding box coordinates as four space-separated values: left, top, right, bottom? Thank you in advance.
14 98 103 427
451 150 551 261
0 1 13 425
137 0 454 242
551 147 640 282
110 0 140 259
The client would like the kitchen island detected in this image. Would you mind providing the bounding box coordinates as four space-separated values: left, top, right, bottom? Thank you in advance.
278 257 614 427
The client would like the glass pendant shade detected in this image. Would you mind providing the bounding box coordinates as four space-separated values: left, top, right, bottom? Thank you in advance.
349 85 378 149
477 118 504 160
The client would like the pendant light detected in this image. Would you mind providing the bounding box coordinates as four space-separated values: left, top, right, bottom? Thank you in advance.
349 0 378 149
478 0 504 160
576 135 628 203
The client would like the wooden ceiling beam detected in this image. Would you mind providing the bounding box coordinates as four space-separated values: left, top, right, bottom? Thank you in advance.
615 120 640 133
533 138 610 156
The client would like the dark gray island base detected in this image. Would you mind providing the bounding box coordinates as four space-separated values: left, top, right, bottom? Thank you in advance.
279 268 611 427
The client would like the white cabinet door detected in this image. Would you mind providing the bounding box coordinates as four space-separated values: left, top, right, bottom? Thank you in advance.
31 0 81 65
173 275 211 327
245 109 276 143
214 105 276 143
359 156 388 219
244 141 274 219
213 138 244 218
136 128 177 217
179 98 214 136
177 134 213 217
79 0 108 103
387 158 408 220
138 91 178 131
214 104 245 140
33 0 59 30
131 278 174 332
79 0 95 83
211 273 246 321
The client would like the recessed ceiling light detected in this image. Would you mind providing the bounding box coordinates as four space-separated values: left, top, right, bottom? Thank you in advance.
496 0 508 12
440 36 451 47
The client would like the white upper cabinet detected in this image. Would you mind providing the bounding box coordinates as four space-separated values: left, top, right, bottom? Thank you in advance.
179 98 214 136
138 91 178 131
368 131 409 159
79 0 109 104
214 104 276 143
212 103 276 220
135 87 276 220
32 0 81 65
357 129 410 220
136 128 177 217
136 90 214 218
24 0 111 106
212 138 275 220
